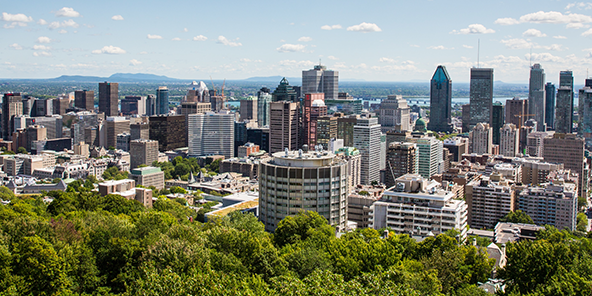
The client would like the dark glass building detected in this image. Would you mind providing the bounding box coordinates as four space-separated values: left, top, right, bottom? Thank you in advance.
99 82 119 116
156 87 169 115
545 83 555 130
428 65 453 133
247 127 269 153
469 68 494 130
74 90 94 111
272 77 298 102
555 71 574 134
491 102 504 145
149 115 187 151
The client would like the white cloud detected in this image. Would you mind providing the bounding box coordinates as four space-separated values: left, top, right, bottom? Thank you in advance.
566 23 587 28
553 35 567 39
1 12 33 22
379 57 395 63
139 51 148 55
298 36 312 42
33 45 51 50
410 44 420 48
55 7 80 18
566 2 592 10
111 15 124 21
183 28 188 32
463 45 474 49
193 35 207 41
276 43 305 52
48 19 78 29
494 17 521 25
347 22 382 32
526 52 564 63
92 45 126 54
129 59 142 66
278 60 315 68
172 37 181 41
451 24 495 34
500 38 567 51
583 28 592 36
59 29 67 34
217 35 242 46
37 36 51 43
10 43 22 50
147 34 163 39
507 11 592 25
321 24 342 30
328 55 338 60
523 28 547 37
240 58 251 62
37 19 47 25
428 45 453 50
33 51 51 57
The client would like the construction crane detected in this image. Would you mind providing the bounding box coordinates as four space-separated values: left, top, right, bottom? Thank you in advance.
514 113 535 129
221 79 226 98
209 76 217 96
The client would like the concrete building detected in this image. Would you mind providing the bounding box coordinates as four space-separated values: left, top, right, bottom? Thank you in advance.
302 63 339 100
237 142 260 158
525 131 552 157
129 166 165 190
185 81 209 103
428 65 453 133
336 147 361 190
259 150 349 232
370 174 468 240
73 142 90 158
469 122 493 155
187 111 235 159
379 95 411 132
130 139 159 169
34 115 63 139
465 173 516 229
518 181 577 231
302 93 327 147
116 133 130 152
528 64 546 131
469 68 494 130
555 71 574 134
499 123 519 157
2 93 23 140
239 96 258 122
545 83 556 130
383 142 418 188
347 185 385 229
337 115 359 147
443 137 469 162
149 115 187 152
74 90 94 111
105 116 130 149
505 97 528 129
130 122 150 140
99 82 118 116
354 116 382 185
317 115 338 151
407 136 443 179
179 102 212 116
543 133 587 197
518 159 563 185
269 101 299 153
121 96 146 116
26 125 47 151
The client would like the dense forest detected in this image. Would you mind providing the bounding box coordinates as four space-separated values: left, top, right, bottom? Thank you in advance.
1 182 592 295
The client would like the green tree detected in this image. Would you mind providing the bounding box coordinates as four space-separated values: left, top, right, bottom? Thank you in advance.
577 213 588 232
500 210 534 224
274 211 334 247
17 147 27 154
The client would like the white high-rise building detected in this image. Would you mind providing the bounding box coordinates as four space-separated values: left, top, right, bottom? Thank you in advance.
379 95 411 132
188 111 234 159
500 123 519 157
354 116 381 185
407 136 443 179
257 91 272 127
469 122 492 154
302 64 339 100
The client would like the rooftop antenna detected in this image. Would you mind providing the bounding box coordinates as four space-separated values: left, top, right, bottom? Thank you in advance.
319 58 322 66
477 39 480 68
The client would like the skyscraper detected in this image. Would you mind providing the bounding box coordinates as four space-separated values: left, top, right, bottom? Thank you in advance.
469 68 494 130
257 88 272 127
239 96 258 122
2 93 23 140
543 133 587 197
379 95 411 132
187 111 235 159
500 123 519 157
99 82 119 116
302 63 339 100
354 116 381 185
545 83 556 130
302 93 327 147
149 115 187 151
428 65 453 133
271 78 298 102
528 64 546 131
555 71 574 134
269 101 299 153
491 102 504 145
469 122 493 154
130 139 159 169
505 97 528 128
75 90 94 111
156 86 169 115
185 81 209 103
105 116 130 149
578 79 592 148
383 142 418 188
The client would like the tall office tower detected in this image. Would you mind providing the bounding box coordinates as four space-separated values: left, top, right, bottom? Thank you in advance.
146 94 156 116
130 139 159 169
543 133 587 197
35 115 63 139
500 123 519 157
149 115 187 152
259 150 348 232
491 102 504 145
354 116 381 185
465 174 515 229
528 64 546 131
187 111 235 159
338 115 359 147
428 65 453 133
302 93 327 147
461 104 471 133
210 95 225 112
130 122 150 140
505 97 528 128
121 96 146 115
271 78 298 102
105 116 130 149
407 136 443 179
99 82 119 116
555 71 574 134
25 125 47 151
257 88 272 127
545 83 556 129
469 68 494 130
2 93 23 140
156 86 169 115
578 81 592 148
469 122 493 154
379 95 411 132
518 181 577 231
185 81 209 103
247 127 270 153
239 96 258 122
74 90 94 111
383 142 417 188
302 63 339 100
269 101 299 153
53 97 69 115
234 121 249 156
317 115 338 150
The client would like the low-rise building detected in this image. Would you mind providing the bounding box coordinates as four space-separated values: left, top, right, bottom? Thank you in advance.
517 180 578 231
465 173 516 230
129 166 165 190
347 184 386 229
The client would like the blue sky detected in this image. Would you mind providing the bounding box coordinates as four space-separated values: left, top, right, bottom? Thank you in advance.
1 0 592 83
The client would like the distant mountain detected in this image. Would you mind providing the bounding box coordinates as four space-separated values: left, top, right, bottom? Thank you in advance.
48 73 183 83
244 76 301 83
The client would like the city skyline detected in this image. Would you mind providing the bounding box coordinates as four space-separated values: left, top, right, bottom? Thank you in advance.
1 1 592 83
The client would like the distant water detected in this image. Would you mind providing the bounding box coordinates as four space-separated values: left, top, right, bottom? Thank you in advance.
364 97 514 107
